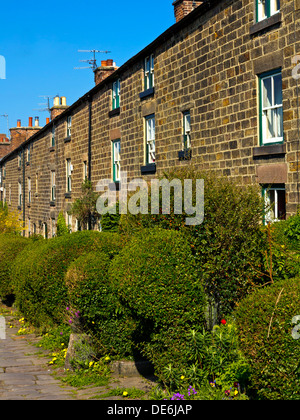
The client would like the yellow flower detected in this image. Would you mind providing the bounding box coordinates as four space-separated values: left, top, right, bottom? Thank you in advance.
180 375 185 380
234 389 238 396
123 391 128 397
104 356 110 362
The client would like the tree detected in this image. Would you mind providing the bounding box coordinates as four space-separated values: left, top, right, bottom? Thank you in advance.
0 201 24 234
56 211 69 236
68 180 99 230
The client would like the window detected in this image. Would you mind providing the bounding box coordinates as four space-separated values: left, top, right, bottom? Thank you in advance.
112 140 121 182
18 151 22 168
28 218 31 237
67 213 72 233
257 0 280 22
51 171 56 201
144 55 154 90
28 177 31 203
51 126 55 147
67 116 72 138
27 145 30 163
263 185 286 223
3 184 6 203
83 161 88 180
112 79 120 110
259 70 283 145
183 111 191 150
51 218 56 238
66 159 72 192
145 115 155 164
18 181 22 207
35 173 38 195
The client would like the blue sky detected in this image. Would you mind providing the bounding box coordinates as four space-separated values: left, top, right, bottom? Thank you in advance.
0 0 174 136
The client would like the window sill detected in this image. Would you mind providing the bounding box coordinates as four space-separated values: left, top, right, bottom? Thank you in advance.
141 163 156 175
109 107 120 118
139 87 155 100
250 12 282 36
64 136 71 143
26 161 30 166
27 203 31 208
253 143 286 158
49 146 55 152
65 192 72 199
178 149 192 161
50 201 56 207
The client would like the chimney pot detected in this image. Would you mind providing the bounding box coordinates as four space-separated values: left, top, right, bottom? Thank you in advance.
101 60 108 67
29 117 33 127
106 59 113 66
17 119 21 128
61 96 67 106
53 96 60 107
46 117 50 125
35 116 39 127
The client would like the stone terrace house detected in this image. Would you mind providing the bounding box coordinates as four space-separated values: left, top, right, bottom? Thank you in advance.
0 0 300 237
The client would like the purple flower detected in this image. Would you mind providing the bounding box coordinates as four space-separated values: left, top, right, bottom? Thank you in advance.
188 386 197 396
66 307 70 311
171 393 185 400
60 332 63 335
68 319 72 324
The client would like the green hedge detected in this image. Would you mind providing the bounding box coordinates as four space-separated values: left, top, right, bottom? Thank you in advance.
235 277 300 400
12 231 123 327
65 251 137 358
109 228 207 376
0 234 32 301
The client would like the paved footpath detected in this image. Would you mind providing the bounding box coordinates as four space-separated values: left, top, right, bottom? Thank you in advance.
0 310 153 400
0 320 75 400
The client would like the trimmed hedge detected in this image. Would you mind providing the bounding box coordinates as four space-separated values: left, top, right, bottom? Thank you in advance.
109 228 207 376
65 251 137 358
235 277 300 400
12 231 123 327
0 234 32 301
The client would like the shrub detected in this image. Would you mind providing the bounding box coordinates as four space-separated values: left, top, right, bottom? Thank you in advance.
56 211 70 236
65 250 137 358
0 234 31 301
119 167 267 319
0 202 24 234
109 228 207 376
235 277 300 400
12 231 123 327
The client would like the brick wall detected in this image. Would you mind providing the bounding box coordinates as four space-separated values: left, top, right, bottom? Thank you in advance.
1 0 300 236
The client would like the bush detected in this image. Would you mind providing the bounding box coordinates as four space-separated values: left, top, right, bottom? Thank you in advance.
0 234 32 302
235 277 300 400
12 231 123 327
0 201 24 234
109 228 207 377
119 167 267 319
65 250 137 359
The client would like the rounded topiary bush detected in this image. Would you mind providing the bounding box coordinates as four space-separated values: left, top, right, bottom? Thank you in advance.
235 277 300 400
12 231 123 327
108 228 207 375
0 234 32 302
65 251 137 358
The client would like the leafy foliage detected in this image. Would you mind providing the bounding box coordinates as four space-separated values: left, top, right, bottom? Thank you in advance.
0 201 24 234
68 180 99 230
235 277 300 400
56 211 70 236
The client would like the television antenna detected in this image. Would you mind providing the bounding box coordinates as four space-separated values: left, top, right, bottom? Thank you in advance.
0 114 9 139
75 49 111 71
33 95 55 116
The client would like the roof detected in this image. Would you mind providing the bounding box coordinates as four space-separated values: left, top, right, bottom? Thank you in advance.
0 0 224 164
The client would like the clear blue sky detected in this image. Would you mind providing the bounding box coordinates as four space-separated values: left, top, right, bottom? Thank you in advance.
0 0 175 136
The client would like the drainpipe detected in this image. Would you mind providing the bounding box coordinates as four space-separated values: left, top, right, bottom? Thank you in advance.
22 147 25 236
87 94 93 230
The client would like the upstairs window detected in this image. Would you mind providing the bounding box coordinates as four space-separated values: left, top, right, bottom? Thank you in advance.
51 126 55 147
28 177 31 203
183 111 191 150
259 70 283 145
67 116 72 138
18 181 22 207
112 79 120 110
66 159 72 193
257 0 280 22
145 114 155 165
144 54 154 90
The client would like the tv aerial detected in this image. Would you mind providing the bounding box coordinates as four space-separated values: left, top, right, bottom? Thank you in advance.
75 49 111 71
33 95 56 116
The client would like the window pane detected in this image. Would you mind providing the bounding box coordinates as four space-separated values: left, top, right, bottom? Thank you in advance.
277 189 286 220
273 74 282 105
262 77 272 108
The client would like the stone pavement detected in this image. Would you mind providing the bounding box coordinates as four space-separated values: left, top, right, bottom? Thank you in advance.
0 309 154 400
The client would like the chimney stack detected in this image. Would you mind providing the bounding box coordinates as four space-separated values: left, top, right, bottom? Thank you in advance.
50 96 69 120
94 59 118 86
173 0 202 22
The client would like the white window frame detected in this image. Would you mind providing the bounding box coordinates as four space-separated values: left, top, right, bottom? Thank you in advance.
28 177 31 203
18 181 22 207
51 126 55 147
112 79 120 110
66 159 72 192
260 70 283 145
144 54 154 90
257 0 280 22
145 115 155 164
112 140 121 182
263 186 286 224
51 171 56 201
183 111 191 150
67 116 72 138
